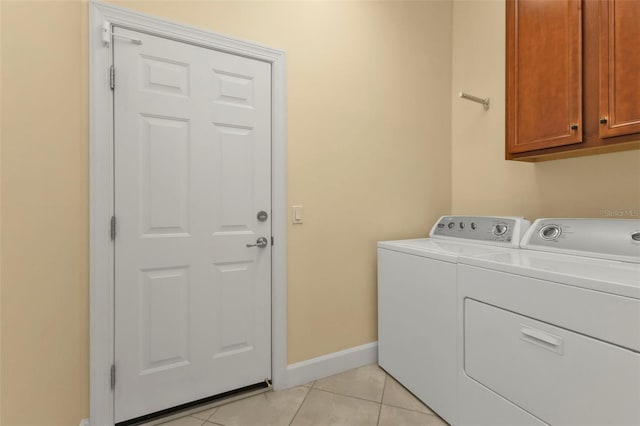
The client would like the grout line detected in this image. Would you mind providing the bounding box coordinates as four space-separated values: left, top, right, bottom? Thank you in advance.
380 373 389 404
312 387 383 405
188 409 217 423
380 404 450 426
376 374 388 426
288 383 312 426
383 375 443 417
380 403 438 416
205 407 219 421
189 407 218 423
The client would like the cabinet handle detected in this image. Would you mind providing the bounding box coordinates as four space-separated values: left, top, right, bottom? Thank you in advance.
570 124 578 130
520 324 564 355
521 327 561 346
600 117 608 124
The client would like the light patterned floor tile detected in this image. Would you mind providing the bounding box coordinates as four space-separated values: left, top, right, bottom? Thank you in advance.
312 364 386 402
157 415 205 426
382 376 433 414
191 406 217 421
290 389 380 426
208 386 309 426
378 405 449 426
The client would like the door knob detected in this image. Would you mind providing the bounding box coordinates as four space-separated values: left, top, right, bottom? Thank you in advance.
247 237 268 248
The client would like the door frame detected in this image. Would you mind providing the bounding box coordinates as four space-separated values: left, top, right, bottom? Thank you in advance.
89 2 287 424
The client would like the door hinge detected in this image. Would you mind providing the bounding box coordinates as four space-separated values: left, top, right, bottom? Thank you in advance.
271 236 274 246
110 364 116 390
110 216 116 240
109 65 115 90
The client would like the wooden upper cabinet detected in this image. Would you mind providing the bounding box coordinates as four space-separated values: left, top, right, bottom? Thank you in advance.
507 0 640 161
506 0 583 154
599 0 640 138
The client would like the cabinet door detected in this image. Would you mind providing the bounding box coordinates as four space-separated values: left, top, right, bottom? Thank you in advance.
506 0 582 154
599 0 640 138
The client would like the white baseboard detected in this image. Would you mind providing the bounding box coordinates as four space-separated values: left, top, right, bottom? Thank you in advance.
284 341 378 389
81 342 378 424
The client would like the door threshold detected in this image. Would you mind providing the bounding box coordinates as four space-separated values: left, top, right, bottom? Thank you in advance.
119 381 272 426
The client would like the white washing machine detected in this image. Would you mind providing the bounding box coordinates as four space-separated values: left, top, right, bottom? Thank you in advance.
378 216 530 426
457 218 640 426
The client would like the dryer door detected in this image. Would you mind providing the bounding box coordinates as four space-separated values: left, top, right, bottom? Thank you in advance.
464 299 640 426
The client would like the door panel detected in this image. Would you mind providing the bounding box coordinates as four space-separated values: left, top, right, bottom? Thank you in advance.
140 267 190 373
113 27 271 423
140 115 190 236
506 0 583 154
599 0 640 138
212 261 256 358
215 126 255 230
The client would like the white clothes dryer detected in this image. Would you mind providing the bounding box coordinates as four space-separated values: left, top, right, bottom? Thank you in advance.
378 216 530 426
457 218 640 426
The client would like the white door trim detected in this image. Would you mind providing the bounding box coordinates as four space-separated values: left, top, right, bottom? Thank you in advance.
89 2 287 424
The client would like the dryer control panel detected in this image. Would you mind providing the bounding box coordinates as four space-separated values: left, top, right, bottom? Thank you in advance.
430 216 530 248
522 218 640 263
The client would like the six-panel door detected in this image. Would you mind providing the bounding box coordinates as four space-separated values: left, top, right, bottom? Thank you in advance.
113 27 272 422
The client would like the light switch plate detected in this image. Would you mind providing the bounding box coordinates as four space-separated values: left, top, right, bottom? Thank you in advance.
292 205 303 224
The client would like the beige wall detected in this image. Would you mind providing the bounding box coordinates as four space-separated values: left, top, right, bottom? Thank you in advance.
1 1 90 425
451 0 640 220
0 1 453 424
0 2 3 422
3 1 639 425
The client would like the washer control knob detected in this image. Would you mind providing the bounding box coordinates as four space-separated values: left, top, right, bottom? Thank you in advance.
539 224 562 240
493 223 508 236
470 222 477 230
631 231 640 242
448 222 455 229
459 222 465 229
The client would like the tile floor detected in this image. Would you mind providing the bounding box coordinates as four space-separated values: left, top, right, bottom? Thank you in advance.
156 364 450 426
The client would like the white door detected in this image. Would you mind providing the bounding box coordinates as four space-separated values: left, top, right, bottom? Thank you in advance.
112 27 272 423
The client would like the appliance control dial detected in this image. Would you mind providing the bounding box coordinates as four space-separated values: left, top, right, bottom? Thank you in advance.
492 223 509 237
631 231 640 242
470 222 477 230
459 222 465 229
448 222 455 229
539 224 562 241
